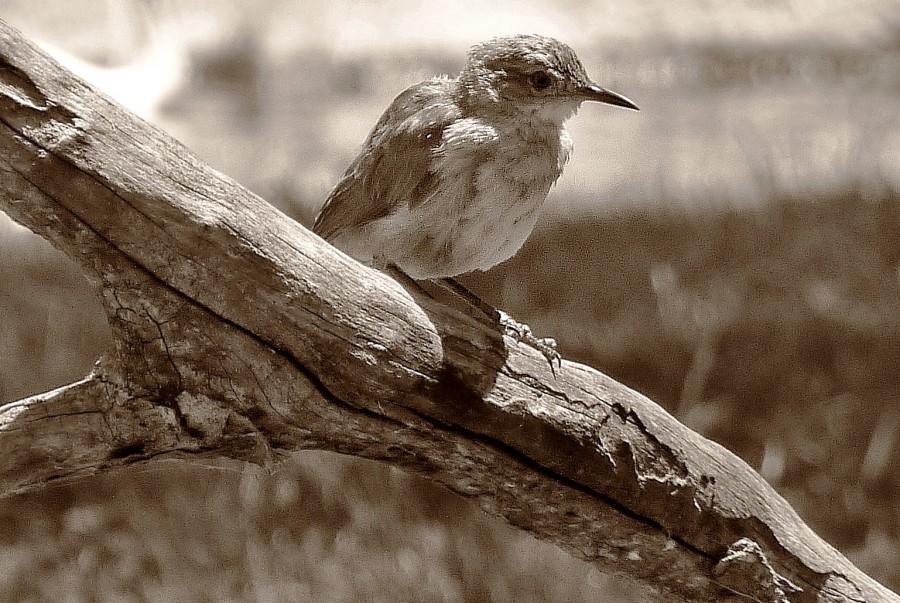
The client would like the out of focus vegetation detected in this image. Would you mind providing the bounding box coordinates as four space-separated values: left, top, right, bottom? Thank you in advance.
1 2 899 600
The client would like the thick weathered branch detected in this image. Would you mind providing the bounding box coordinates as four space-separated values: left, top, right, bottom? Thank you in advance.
0 19 894 602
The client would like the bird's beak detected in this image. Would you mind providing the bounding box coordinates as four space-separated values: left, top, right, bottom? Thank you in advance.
578 84 639 111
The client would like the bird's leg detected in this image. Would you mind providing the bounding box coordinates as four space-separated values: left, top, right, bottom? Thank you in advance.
437 277 501 322
438 278 561 369
384 265 438 301
381 268 560 369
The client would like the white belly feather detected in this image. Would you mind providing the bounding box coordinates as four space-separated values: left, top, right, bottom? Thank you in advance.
340 117 573 279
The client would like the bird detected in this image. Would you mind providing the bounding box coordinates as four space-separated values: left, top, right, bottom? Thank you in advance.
314 34 638 363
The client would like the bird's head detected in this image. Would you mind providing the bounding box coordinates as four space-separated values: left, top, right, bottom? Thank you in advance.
458 34 638 124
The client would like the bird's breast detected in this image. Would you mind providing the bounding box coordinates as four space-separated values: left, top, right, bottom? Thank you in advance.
401 118 568 276
357 117 572 279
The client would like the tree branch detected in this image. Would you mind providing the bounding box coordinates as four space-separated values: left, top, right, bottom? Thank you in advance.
0 19 894 602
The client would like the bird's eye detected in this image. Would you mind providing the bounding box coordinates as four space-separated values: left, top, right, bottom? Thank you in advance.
529 71 552 90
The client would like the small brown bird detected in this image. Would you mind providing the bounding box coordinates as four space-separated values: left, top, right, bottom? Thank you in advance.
314 34 638 361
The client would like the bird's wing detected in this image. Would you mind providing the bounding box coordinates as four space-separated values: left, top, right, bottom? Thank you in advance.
313 77 462 241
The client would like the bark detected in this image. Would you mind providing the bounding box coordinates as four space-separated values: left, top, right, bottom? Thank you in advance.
0 19 895 603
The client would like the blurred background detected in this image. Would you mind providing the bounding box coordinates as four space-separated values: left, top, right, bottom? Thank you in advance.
1 0 899 600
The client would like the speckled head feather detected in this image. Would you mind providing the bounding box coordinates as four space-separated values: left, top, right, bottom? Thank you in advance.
466 34 593 89
456 34 634 117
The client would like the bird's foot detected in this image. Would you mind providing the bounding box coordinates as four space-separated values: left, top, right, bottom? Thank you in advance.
498 310 561 371
431 278 561 370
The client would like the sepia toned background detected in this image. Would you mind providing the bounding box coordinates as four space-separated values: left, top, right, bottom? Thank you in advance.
1 0 899 600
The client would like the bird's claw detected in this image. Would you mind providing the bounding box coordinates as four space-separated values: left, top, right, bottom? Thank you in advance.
498 311 562 371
